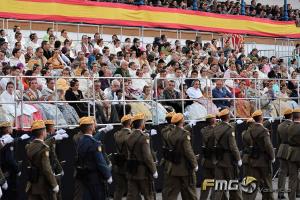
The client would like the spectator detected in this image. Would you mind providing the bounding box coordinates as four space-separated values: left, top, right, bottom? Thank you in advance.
212 79 233 109
162 80 182 112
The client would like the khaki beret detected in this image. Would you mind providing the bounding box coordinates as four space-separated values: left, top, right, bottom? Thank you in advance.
166 112 176 118
293 108 300 113
246 118 255 123
251 110 263 118
31 120 46 130
132 113 145 122
121 114 132 123
206 114 216 119
218 109 230 117
0 121 11 128
283 108 293 116
44 120 55 126
79 117 95 126
171 113 184 124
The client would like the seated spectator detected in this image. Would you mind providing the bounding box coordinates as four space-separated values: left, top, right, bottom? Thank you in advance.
212 79 233 109
114 60 130 77
9 48 25 67
28 47 47 70
131 69 148 92
161 80 182 112
47 48 65 70
78 69 92 94
186 79 203 99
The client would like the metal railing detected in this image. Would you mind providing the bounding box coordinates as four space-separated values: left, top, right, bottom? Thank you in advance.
0 75 298 129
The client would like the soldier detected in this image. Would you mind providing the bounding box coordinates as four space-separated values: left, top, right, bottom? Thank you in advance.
277 108 293 199
44 120 68 200
287 108 300 200
112 114 132 200
199 114 216 200
245 110 275 200
74 116 112 200
213 109 242 200
25 120 59 200
162 113 198 200
126 113 158 200
241 118 255 179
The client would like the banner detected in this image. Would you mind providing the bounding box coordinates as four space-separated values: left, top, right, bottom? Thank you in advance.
0 0 300 38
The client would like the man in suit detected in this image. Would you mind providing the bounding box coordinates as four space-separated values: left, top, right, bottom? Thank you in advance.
212 79 233 109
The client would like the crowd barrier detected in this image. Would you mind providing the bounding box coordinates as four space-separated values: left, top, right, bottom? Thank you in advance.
12 119 281 199
0 76 299 129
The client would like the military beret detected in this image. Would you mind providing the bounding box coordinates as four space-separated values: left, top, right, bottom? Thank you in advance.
44 120 55 126
79 116 95 126
171 113 184 124
251 110 263 118
121 114 132 123
166 111 176 119
283 108 293 116
206 114 216 119
293 108 300 113
0 121 11 128
132 113 145 122
218 109 230 117
31 120 46 130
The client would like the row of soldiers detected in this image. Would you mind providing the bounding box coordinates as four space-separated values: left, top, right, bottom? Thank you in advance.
0 107 300 199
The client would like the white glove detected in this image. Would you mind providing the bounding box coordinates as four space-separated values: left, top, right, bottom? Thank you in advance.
268 117 274 123
1 135 14 145
189 120 197 127
238 160 242 167
20 134 30 140
150 129 157 136
2 181 7 190
107 176 113 184
56 129 66 135
61 170 64 176
272 158 276 163
53 185 59 193
194 165 198 172
104 124 113 132
60 133 69 139
236 120 243 125
0 187 2 199
17 172 21 177
53 134 63 141
153 171 158 179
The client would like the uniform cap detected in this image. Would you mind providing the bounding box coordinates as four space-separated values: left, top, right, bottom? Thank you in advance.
79 116 95 126
121 114 132 123
218 109 230 117
283 108 293 116
171 113 184 124
166 111 176 118
293 108 300 113
132 113 145 122
31 120 46 130
44 120 55 126
251 110 263 118
206 114 216 119
0 121 11 128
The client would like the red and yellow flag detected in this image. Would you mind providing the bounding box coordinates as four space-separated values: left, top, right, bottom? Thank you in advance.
1 0 300 38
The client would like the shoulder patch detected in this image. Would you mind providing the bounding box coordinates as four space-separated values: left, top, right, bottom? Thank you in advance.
45 151 49 157
98 146 102 152
232 132 235 137
187 135 191 140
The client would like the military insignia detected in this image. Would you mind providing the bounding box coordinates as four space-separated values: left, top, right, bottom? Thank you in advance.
146 139 150 144
98 146 102 152
187 135 191 140
232 132 235 136
45 151 49 157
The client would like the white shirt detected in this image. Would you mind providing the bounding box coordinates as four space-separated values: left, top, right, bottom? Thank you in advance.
128 68 137 77
186 87 203 99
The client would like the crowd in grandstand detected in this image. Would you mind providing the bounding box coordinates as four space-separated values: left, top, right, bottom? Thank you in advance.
0 25 299 129
92 0 300 21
